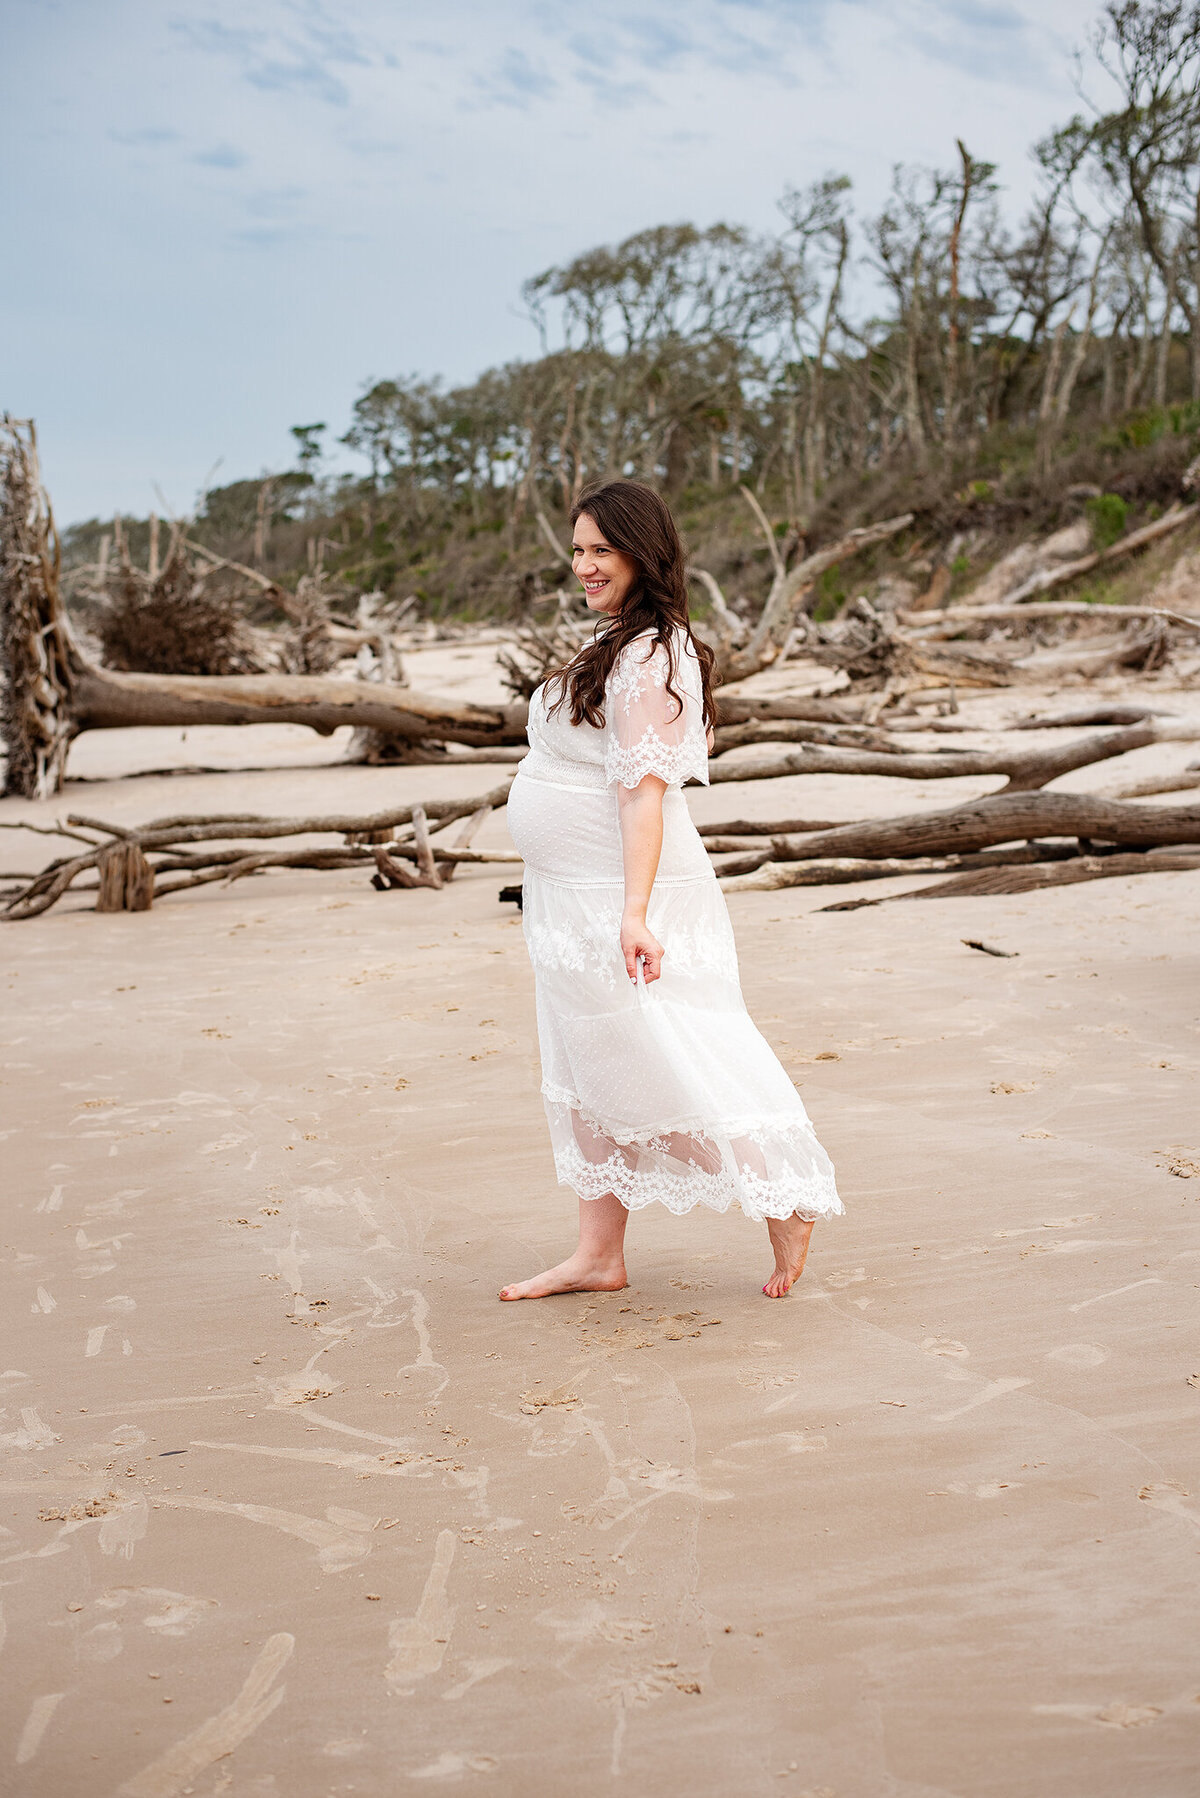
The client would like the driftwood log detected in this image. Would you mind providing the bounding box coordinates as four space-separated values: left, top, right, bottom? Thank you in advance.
707 721 1198 792
717 791 1200 893
900 601 1200 637
812 849 1200 909
2 781 516 919
997 506 1197 605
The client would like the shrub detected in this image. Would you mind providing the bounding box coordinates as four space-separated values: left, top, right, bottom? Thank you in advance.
1085 492 1128 551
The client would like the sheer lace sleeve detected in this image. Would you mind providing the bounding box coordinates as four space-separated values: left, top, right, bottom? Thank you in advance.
603 634 710 790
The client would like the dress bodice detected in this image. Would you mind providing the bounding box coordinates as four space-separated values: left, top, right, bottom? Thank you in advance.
520 626 710 792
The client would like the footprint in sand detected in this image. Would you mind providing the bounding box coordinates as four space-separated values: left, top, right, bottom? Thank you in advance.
408 1752 499 1778
1034 1700 1163 1729
1045 1344 1109 1367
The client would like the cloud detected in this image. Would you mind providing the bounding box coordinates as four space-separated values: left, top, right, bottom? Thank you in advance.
476 45 557 107
172 4 380 108
195 143 248 168
109 125 181 146
905 0 1049 85
241 184 309 219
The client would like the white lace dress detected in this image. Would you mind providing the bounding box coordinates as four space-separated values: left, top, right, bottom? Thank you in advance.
505 626 843 1224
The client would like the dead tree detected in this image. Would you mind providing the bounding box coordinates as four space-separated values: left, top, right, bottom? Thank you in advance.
690 489 915 680
0 419 76 798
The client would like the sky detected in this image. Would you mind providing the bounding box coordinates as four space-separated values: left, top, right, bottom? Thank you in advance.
2 0 1106 526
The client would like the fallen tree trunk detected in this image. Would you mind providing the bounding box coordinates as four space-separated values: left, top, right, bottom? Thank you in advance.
1107 769 1200 799
1002 506 1197 605
696 816 846 837
712 839 1084 880
713 694 864 724
900 600 1200 635
897 850 1200 898
706 722 1192 792
2 780 516 919
1010 704 1172 729
1013 626 1173 679
816 850 1200 907
72 663 530 747
710 720 901 754
717 790 1200 872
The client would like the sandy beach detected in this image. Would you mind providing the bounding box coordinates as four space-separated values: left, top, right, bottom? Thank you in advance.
3 653 1199 1797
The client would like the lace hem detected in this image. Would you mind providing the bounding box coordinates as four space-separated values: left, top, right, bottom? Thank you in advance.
603 726 710 791
540 1081 798 1145
554 1134 844 1224
541 1084 844 1223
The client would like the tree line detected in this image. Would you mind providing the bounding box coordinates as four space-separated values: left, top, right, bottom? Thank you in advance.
65 2 1200 616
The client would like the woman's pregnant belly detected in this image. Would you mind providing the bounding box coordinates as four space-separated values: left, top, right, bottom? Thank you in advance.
506 768 712 887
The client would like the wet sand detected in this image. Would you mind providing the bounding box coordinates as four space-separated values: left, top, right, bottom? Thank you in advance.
3 658 1199 1796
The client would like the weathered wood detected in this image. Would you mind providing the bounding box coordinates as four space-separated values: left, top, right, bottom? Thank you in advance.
95 841 154 911
900 852 1200 897
711 720 900 753
439 804 492 883
2 781 515 919
1003 506 1197 604
719 790 1200 865
1108 770 1200 799
1010 704 1172 730
900 601 1200 635
706 723 1179 792
718 855 966 886
372 844 425 890
72 664 528 747
695 817 845 837
1 419 78 798
717 510 915 680
74 782 516 849
410 806 442 889
716 840 1084 883
713 694 864 725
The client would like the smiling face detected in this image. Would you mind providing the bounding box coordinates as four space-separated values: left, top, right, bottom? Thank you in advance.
571 512 639 615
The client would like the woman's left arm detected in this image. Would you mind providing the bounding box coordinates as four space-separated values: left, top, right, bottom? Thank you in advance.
617 776 667 984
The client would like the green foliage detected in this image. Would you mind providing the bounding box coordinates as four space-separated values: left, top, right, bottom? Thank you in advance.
194 474 312 543
1168 401 1200 435
812 564 846 622
1097 401 1200 453
1073 580 1121 607
1085 492 1128 550
290 424 327 470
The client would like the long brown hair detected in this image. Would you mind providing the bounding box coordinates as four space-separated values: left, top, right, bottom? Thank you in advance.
543 480 716 730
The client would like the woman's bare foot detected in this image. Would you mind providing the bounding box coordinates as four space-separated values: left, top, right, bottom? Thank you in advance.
763 1214 815 1298
499 1251 627 1302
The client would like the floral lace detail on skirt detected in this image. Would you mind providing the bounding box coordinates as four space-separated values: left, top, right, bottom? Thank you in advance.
525 911 737 988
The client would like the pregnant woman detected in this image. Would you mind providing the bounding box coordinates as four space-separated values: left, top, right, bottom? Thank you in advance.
502 480 842 1301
